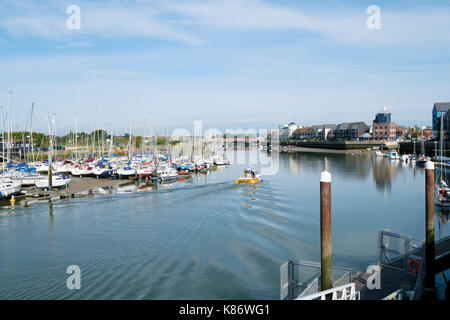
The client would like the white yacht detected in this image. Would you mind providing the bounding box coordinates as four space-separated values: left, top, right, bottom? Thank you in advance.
0 180 21 199
159 167 179 180
389 150 400 160
35 174 71 189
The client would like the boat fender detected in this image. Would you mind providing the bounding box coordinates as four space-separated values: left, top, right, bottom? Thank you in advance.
408 258 421 274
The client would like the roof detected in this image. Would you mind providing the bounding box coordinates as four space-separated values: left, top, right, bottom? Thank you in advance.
336 122 367 131
359 133 372 138
312 124 336 130
293 127 312 133
434 102 450 112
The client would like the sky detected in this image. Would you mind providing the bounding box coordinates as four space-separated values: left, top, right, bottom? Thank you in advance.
0 0 449 135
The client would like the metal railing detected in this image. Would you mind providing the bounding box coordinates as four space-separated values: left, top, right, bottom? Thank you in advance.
280 260 352 300
297 283 360 300
382 288 412 300
378 230 424 274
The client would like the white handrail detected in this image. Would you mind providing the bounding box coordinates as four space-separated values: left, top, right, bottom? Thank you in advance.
296 283 360 300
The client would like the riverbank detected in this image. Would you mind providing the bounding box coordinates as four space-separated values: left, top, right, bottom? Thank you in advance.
278 146 375 154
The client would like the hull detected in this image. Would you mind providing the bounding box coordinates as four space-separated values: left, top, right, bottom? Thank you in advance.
71 167 94 176
0 182 21 198
117 169 136 176
11 175 41 187
160 174 179 180
93 168 114 176
136 169 153 176
35 177 71 189
55 165 74 173
235 177 261 184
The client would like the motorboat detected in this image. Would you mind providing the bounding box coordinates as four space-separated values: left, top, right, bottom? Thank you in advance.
375 151 384 158
214 155 230 166
35 173 71 189
0 179 21 198
159 167 179 180
416 154 431 166
235 168 261 184
389 150 400 160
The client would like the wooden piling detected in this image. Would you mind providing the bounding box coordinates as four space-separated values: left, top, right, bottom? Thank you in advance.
425 161 435 291
320 170 332 293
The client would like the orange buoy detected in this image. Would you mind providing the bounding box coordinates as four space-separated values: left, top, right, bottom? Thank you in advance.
408 258 421 274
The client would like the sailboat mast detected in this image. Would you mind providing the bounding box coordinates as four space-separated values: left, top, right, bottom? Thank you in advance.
440 114 444 181
7 91 12 166
29 103 35 163
109 110 114 158
128 118 132 160
75 114 78 161
1 106 4 170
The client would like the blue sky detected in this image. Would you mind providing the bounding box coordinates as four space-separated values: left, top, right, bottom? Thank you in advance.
0 0 449 135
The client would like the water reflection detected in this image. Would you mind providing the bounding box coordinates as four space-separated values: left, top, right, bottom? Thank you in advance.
436 207 450 240
372 157 398 194
48 203 54 239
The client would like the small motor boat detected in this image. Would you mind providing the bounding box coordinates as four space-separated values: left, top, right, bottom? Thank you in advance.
235 168 261 184
35 173 71 189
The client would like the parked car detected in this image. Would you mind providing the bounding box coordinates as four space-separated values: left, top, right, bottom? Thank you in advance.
53 145 65 150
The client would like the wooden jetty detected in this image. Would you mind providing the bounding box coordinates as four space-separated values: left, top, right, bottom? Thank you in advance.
8 177 133 206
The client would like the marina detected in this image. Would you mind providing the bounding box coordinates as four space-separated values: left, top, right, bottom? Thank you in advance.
0 150 449 299
1 0 449 306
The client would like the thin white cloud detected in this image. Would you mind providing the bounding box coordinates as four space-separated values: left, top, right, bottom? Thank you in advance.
0 1 203 45
1 0 449 47
168 0 450 46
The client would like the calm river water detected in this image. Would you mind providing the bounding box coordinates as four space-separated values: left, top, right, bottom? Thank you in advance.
0 150 449 299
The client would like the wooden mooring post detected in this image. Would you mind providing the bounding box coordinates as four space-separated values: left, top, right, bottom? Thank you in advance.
425 161 435 293
320 171 332 294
